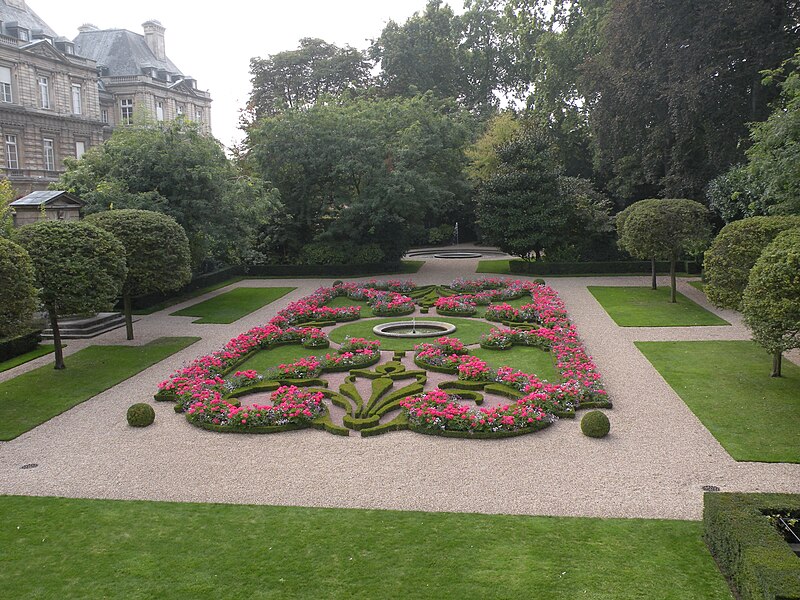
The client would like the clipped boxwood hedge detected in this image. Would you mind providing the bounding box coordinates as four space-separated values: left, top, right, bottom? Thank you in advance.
0 330 42 363
508 260 701 275
703 492 800 600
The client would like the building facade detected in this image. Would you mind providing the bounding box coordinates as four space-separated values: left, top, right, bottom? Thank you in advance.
0 0 105 194
0 1 212 196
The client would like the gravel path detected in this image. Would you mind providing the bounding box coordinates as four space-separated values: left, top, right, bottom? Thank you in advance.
1 249 798 521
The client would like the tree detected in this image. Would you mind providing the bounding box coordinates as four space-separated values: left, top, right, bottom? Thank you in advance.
371 1 464 100
15 221 127 369
585 0 799 203
747 47 800 216
85 210 191 340
0 237 38 339
476 128 567 260
742 229 800 377
615 202 658 290
465 111 522 183
246 38 372 123
703 215 800 310
616 199 711 302
555 175 615 261
55 120 255 271
247 93 474 261
0 178 16 238
705 165 768 224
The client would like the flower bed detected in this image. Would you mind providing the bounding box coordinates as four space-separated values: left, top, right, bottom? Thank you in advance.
434 295 477 317
156 277 609 437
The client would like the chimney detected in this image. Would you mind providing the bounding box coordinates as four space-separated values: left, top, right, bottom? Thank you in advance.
78 23 99 33
142 20 166 61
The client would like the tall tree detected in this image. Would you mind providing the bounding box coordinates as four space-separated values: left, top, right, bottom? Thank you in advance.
85 210 191 340
371 1 464 100
742 229 800 377
246 38 373 123
585 0 800 203
476 128 567 260
15 221 127 369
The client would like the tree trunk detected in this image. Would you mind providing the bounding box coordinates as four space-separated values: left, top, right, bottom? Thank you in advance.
124 292 134 341
651 257 657 290
771 351 782 377
670 258 677 303
48 306 65 370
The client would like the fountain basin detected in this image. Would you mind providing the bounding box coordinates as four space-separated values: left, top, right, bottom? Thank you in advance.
372 320 456 338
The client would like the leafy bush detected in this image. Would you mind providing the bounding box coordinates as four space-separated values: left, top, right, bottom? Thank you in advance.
127 403 156 427
706 165 768 224
580 410 610 438
427 224 454 246
704 215 800 309
0 237 38 339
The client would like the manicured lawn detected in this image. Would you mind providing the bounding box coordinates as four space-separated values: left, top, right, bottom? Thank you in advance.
636 341 800 463
0 496 732 600
330 317 495 351
588 286 729 327
476 259 511 274
689 281 705 292
236 344 322 373
0 337 199 441
133 277 247 315
325 297 370 309
472 345 559 381
0 344 58 373
170 287 295 323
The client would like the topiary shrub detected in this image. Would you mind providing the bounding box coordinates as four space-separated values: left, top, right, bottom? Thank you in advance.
0 237 38 339
581 410 610 438
127 403 156 427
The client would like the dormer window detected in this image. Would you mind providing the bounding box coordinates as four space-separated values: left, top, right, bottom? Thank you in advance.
17 28 29 42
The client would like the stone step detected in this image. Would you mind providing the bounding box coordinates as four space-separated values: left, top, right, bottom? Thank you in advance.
42 312 130 339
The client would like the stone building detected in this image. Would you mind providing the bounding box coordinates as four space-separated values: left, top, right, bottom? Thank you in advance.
74 21 212 134
9 189 83 225
0 1 212 196
0 0 105 194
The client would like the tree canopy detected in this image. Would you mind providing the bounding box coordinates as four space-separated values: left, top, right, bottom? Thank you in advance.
616 199 711 302
742 228 800 377
85 209 192 339
703 215 800 310
15 221 127 369
0 237 37 339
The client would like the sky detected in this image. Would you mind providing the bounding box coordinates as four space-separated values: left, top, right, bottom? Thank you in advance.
29 0 456 150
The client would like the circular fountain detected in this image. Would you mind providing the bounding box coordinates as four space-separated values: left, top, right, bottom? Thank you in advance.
372 318 456 338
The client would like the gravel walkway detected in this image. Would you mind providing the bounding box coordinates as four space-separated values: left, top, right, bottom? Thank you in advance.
1 250 798 521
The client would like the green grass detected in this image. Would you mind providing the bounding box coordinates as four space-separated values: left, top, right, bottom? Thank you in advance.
0 344 58 373
471 346 559 381
588 286 729 327
133 277 247 315
0 495 732 600
170 287 295 323
325 297 370 309
0 337 199 441
636 341 800 463
236 344 322 373
689 281 705 292
330 317 495 351
476 259 511 274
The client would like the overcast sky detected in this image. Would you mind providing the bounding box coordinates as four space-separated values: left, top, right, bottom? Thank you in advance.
30 0 456 149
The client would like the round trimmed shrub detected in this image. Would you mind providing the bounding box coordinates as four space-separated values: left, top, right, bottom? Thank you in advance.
127 403 156 427
0 237 38 339
580 410 610 438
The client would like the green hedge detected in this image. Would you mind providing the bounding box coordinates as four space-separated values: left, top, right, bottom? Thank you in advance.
703 492 800 600
408 421 551 439
244 263 404 277
0 330 42 363
508 260 702 275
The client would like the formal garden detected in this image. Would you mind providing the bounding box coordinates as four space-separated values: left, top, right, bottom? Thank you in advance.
2 2 800 595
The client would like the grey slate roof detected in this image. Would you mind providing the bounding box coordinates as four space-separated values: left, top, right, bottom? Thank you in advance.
10 190 83 206
73 28 182 77
0 0 59 39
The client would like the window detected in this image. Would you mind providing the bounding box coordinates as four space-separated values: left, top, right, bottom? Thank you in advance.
17 28 29 42
120 98 133 124
0 66 11 103
71 84 82 115
5 135 18 169
43 138 55 171
38 76 49 108
101 109 109 124
195 109 203 122
176 103 184 116
75 141 85 159
156 100 164 121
